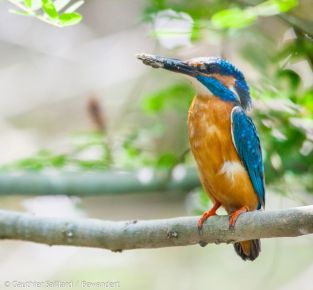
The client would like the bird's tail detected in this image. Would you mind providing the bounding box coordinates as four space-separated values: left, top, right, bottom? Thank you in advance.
233 239 261 261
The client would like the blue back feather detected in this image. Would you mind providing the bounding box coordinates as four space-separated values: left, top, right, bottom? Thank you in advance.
231 106 265 209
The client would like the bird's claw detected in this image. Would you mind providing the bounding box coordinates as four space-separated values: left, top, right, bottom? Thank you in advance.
197 223 204 235
197 202 221 235
228 222 235 231
228 206 248 230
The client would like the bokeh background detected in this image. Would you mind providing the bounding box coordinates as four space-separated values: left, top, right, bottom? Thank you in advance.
0 0 313 289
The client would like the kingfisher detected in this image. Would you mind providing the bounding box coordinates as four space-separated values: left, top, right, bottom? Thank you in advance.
137 53 265 261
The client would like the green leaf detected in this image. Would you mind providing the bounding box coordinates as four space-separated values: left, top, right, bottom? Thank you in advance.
41 0 58 20
156 153 177 168
50 155 67 167
277 69 301 90
142 94 165 113
24 0 32 8
255 0 298 16
191 20 202 41
211 8 257 29
59 12 82 26
272 0 298 12
211 0 298 30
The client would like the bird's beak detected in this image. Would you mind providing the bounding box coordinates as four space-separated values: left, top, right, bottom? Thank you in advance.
136 53 196 77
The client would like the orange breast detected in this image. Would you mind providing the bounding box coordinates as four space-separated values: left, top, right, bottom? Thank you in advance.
188 95 258 213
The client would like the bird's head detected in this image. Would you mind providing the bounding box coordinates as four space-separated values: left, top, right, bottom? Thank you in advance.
137 53 251 110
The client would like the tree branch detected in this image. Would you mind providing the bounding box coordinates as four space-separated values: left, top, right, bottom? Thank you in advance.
0 206 312 250
0 169 200 196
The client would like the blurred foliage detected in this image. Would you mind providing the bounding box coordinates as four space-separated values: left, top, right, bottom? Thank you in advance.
144 0 298 28
1 132 110 171
141 83 194 113
7 0 84 27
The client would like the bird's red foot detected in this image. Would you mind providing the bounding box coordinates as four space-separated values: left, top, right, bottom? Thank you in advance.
197 202 221 234
229 206 249 230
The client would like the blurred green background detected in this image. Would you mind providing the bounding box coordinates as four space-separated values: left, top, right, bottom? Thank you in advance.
0 0 312 289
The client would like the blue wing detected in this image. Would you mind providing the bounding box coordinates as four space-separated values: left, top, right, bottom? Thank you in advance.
231 106 265 209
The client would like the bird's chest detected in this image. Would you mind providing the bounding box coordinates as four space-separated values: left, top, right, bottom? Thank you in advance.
187 96 242 197
188 96 235 168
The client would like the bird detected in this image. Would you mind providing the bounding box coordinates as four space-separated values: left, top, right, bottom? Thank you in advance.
137 53 265 261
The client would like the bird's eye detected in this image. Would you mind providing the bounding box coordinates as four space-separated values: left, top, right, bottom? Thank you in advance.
205 63 220 74
194 63 220 75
